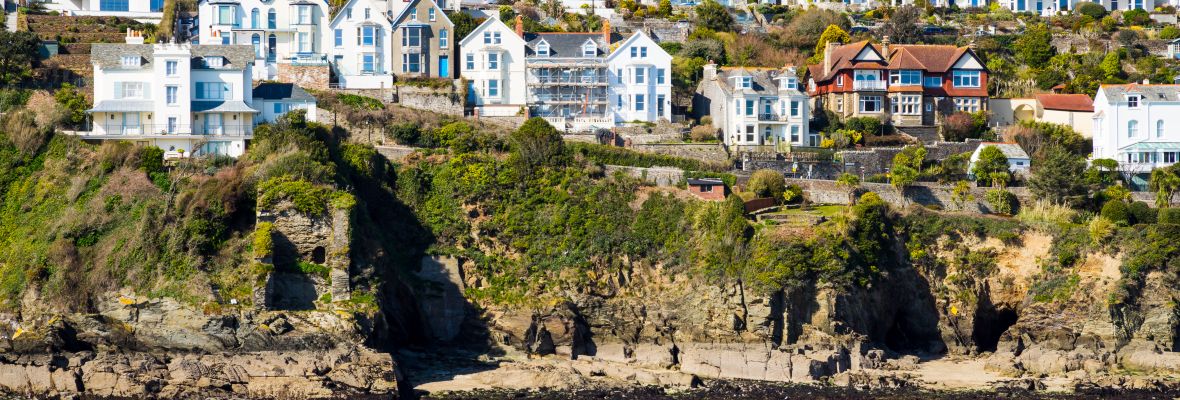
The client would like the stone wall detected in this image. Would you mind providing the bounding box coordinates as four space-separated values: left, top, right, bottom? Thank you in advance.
630 143 731 165
256 199 352 310
642 20 693 43
604 165 684 186
785 179 1033 213
277 64 329 91
393 84 465 116
838 140 982 176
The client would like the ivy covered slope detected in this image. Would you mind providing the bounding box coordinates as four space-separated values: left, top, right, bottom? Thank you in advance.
0 110 404 315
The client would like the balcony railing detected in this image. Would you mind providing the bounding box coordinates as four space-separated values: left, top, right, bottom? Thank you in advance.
289 53 328 66
86 124 255 138
853 80 887 90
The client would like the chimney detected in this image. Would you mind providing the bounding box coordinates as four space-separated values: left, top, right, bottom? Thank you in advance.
823 40 839 76
603 19 611 45
703 62 718 82
125 28 145 44
515 15 523 38
1144 78 1151 85
880 36 890 59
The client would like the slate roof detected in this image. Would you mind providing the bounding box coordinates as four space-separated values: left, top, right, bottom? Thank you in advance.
711 67 804 97
977 142 1030 160
1100 84 1180 103
524 32 622 58
90 44 254 71
1036 93 1093 112
253 83 316 102
192 101 260 113
811 41 979 82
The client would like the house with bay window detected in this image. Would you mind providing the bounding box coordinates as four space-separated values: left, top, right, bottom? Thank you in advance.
805 40 988 138
328 0 394 88
606 29 672 123
197 0 331 81
459 16 527 117
1092 84 1180 187
694 64 813 150
390 0 455 79
81 34 258 158
34 0 165 20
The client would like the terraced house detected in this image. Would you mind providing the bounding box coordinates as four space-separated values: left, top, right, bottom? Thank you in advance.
390 0 455 79
328 0 395 88
806 39 989 137
694 65 813 150
197 0 332 82
82 33 258 158
35 0 165 20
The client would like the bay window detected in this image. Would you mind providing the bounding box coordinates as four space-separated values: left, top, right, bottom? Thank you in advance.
402 26 420 47
894 95 920 115
953 97 981 112
403 53 421 73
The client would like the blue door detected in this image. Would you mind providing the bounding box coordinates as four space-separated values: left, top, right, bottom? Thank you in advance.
439 56 449 78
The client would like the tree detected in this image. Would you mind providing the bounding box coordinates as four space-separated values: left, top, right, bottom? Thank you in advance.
813 25 850 61
1150 166 1180 208
0 31 40 85
891 145 926 190
1074 1 1107 19
53 83 89 129
657 0 672 17
1160 26 1180 40
1099 51 1123 81
1027 144 1088 207
881 6 922 44
695 0 734 32
511 117 566 171
1014 24 1055 66
1115 30 1141 49
1122 8 1150 26
943 112 987 142
747 169 786 200
448 12 482 43
837 172 860 203
971 146 1009 187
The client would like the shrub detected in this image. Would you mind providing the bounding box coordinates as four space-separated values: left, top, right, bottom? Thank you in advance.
689 125 717 141
783 184 803 203
985 189 1017 215
511 117 566 169
1100 200 1131 226
337 94 384 111
943 112 988 142
388 122 421 145
257 177 333 215
253 222 273 259
1161 25 1180 40
1017 200 1076 227
972 146 1009 187
1074 1 1106 19
845 117 883 136
1128 201 1156 225
1088 216 1116 244
747 169 785 199
53 83 89 128
1159 208 1180 225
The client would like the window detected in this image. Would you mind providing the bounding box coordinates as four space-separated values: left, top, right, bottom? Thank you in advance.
739 76 751 89
616 68 623 83
617 95 623 109
763 126 772 141
582 42 596 57
952 70 981 87
1129 120 1139 138
217 5 235 25
889 70 922 86
630 47 637 57
953 97 981 112
429 8 436 21
99 0 127 11
401 26 419 47
268 9 276 29
1128 95 1141 108
895 94 920 115
403 53 421 73
860 95 882 113
634 67 645 84
362 26 377 46
926 102 933 112
493 32 501 44
364 7 370 19
121 56 139 67
1158 120 1165 137
115 82 145 99
363 53 377 73
836 98 843 112
251 8 259 28
166 86 178 105
745 99 754 115
487 79 499 97
150 0 163 12
630 46 647 58
635 94 646 111
1166 152 1177 163
837 75 844 87
166 60 177 76
206 57 224 68
194 82 228 100
791 125 800 142
335 29 343 47
746 125 754 142
252 33 262 57
790 101 800 117
781 77 797 90
924 76 941 87
538 41 549 57
641 47 647 57
297 32 311 53
465 53 474 70
167 117 177 134
298 5 311 24
274 103 284 114
483 32 491 44
657 68 665 85
439 29 448 48
488 53 499 70
410 8 417 21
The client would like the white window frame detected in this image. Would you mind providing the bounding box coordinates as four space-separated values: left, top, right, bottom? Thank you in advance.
165 85 178 105
634 67 645 84
895 94 921 115
1129 120 1139 138
165 60 177 76
952 70 981 88
439 29 448 48
121 55 139 67
889 70 922 86
859 95 882 113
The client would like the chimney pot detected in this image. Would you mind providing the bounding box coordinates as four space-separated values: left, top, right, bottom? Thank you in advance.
515 15 524 38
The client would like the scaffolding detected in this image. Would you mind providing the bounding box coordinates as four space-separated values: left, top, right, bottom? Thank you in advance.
526 59 610 120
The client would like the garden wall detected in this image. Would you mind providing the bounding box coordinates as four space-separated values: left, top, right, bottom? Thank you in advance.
604 165 684 187
392 84 464 116
630 143 730 165
838 140 982 176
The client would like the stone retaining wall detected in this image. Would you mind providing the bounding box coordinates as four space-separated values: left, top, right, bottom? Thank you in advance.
604 165 684 186
278 64 329 90
786 179 1032 213
838 140 982 177
393 84 464 116
630 143 730 164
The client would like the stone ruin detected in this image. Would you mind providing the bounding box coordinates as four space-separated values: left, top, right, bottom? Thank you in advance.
253 201 352 310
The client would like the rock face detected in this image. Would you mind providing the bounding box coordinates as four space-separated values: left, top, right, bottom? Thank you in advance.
257 200 353 309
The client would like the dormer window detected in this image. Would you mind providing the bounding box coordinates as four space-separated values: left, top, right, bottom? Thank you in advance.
1128 95 1141 108
781 77 797 90
537 41 550 57
206 57 224 68
739 76 752 89
582 41 596 57
121 56 140 67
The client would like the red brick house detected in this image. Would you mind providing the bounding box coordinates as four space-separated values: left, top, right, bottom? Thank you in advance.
806 39 989 129
687 178 727 201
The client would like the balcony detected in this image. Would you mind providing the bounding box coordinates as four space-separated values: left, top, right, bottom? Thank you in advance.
288 53 328 66
527 76 608 87
82 124 255 138
853 80 887 90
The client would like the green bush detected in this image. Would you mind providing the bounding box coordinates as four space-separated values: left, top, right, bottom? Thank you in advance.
844 117 884 136
1159 208 1180 225
747 169 785 199
1100 200 1130 226
389 122 421 145
337 94 384 111
253 222 273 259
569 142 727 172
138 146 165 175
257 177 333 215
783 184 804 203
1128 201 1156 225
985 189 1017 215
1074 1 1106 19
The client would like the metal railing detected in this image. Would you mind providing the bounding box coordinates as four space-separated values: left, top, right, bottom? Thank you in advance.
853 80 887 90
84 124 255 137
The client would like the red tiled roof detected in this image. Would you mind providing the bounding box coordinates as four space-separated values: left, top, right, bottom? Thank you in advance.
811 41 979 82
1035 93 1093 112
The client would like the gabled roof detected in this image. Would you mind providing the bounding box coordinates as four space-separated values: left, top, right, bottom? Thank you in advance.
976 142 1030 160
524 32 614 57
1035 93 1093 112
811 41 983 82
390 0 454 28
459 16 513 47
253 83 316 102
329 0 392 27
709 66 804 97
604 29 668 62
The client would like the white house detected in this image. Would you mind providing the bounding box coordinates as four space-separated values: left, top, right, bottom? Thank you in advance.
460 16 527 117
1092 84 1180 183
32 0 164 20
970 142 1031 177
328 0 395 89
253 82 318 123
80 31 258 158
197 0 332 81
605 29 673 124
693 65 813 150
